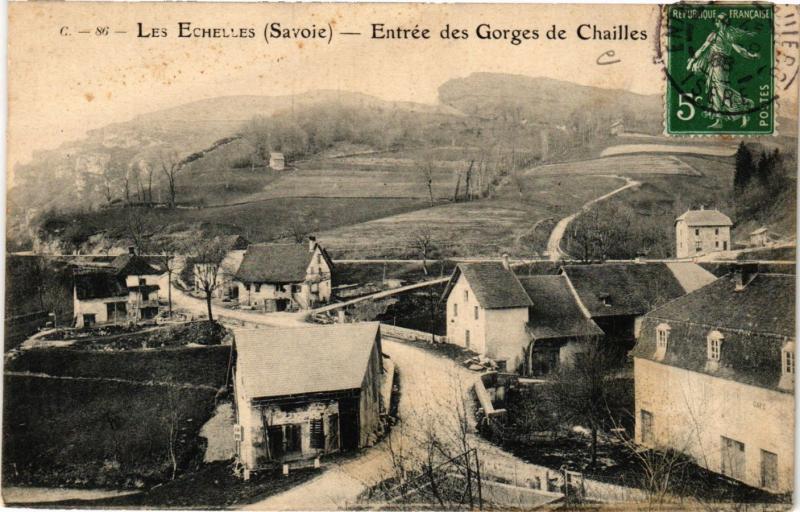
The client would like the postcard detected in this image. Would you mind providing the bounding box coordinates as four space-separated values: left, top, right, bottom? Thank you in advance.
4 2 798 509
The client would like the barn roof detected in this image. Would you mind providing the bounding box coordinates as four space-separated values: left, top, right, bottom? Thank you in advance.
442 262 533 309
518 275 602 340
750 227 769 235
632 273 795 392
74 271 127 300
111 254 163 276
234 323 379 400
561 263 687 318
235 244 313 283
675 209 732 227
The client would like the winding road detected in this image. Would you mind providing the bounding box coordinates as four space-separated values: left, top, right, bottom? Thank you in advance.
546 176 640 262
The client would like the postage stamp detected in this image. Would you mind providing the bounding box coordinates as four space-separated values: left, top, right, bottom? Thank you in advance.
666 3 774 135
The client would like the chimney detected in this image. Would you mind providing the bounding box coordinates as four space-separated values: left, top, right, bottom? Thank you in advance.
128 246 136 256
308 236 316 253
501 253 510 270
733 263 758 292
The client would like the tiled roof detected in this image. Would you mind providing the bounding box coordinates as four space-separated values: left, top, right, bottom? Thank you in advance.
443 263 533 309
562 263 687 318
518 275 603 340
74 271 127 300
632 274 795 392
750 227 769 235
675 209 733 227
111 254 162 276
234 323 380 399
664 262 717 293
219 250 246 275
235 244 313 283
221 235 250 251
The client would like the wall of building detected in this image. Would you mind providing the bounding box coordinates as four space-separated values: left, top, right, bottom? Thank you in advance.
74 294 127 327
485 308 532 371
237 282 295 309
676 222 731 258
358 339 384 447
635 357 794 492
446 275 487 354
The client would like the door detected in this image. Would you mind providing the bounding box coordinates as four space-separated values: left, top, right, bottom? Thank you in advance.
721 436 746 481
83 314 96 327
723 241 728 250
760 450 778 489
339 398 360 451
268 425 284 460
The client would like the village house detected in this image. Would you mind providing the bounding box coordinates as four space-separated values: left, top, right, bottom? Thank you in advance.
233 323 384 471
442 260 716 374
192 234 250 300
269 152 285 171
748 227 772 248
74 249 164 327
675 207 732 258
632 269 794 493
560 262 716 361
234 238 333 311
442 262 532 372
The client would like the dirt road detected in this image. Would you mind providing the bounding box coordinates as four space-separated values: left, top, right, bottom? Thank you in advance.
546 176 640 262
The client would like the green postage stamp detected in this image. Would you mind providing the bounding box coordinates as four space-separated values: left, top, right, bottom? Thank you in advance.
666 3 774 135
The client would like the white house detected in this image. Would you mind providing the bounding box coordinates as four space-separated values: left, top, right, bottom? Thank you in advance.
233 323 384 471
74 251 164 327
632 269 794 493
234 238 334 311
749 227 770 247
442 262 533 372
269 152 285 171
675 208 732 258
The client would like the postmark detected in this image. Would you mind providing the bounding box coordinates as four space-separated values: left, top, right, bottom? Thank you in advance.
665 3 774 135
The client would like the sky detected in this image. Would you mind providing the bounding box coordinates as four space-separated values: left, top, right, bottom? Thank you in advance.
7 2 797 167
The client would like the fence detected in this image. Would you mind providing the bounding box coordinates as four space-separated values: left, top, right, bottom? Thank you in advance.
380 323 448 344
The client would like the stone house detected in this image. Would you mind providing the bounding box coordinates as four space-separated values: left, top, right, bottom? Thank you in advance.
675 208 732 258
234 239 333 311
748 227 771 248
632 270 794 493
233 323 384 471
74 251 164 327
442 262 533 372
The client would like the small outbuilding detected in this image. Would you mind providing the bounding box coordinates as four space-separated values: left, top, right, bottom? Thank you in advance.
269 152 285 171
233 323 384 471
749 227 770 247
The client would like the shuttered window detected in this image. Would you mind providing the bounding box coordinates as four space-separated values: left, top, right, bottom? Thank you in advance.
310 418 325 449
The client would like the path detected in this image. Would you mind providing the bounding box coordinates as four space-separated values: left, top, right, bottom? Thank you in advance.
547 176 640 262
244 339 642 509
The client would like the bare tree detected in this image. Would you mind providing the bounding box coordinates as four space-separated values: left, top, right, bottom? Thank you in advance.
412 228 437 276
285 212 319 243
159 150 183 209
191 236 228 322
547 334 615 468
125 209 161 254
418 159 435 206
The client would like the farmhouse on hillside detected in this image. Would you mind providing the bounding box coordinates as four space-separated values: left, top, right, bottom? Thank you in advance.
233 323 385 470
675 207 732 258
269 152 285 171
233 238 333 311
74 249 165 327
442 260 716 374
193 234 250 299
632 268 794 493
748 227 774 248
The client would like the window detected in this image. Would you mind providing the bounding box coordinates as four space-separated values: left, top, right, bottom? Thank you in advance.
783 345 794 375
465 329 471 348
254 284 261 293
655 323 670 359
695 229 700 236
310 418 325 450
707 331 724 362
284 424 302 454
760 450 778 489
326 413 339 451
721 436 746 481
715 228 719 235
317 254 322 265
464 290 469 302
695 240 702 252
474 306 479 320
715 241 719 248
83 314 96 326
292 284 301 293
139 277 146 286
453 303 458 317
640 410 654 444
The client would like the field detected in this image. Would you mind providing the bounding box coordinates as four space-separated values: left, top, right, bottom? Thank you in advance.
600 144 738 158
319 175 625 258
525 154 701 177
3 346 230 488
